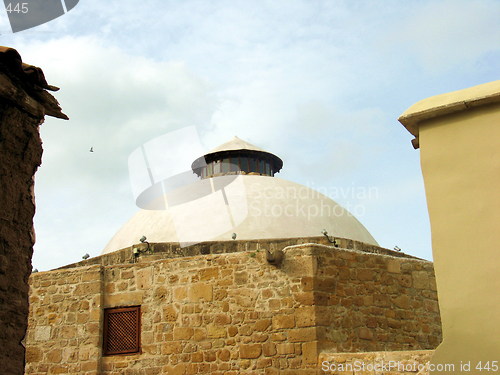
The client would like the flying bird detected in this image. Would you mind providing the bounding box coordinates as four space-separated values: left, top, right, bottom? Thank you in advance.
394 246 401 251
89 147 94 152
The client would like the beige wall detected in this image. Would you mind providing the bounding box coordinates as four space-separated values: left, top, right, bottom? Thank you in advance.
417 103 500 373
26 243 441 374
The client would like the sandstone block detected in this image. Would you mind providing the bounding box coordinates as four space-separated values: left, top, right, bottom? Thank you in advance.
47 349 62 363
173 286 187 301
263 342 276 357
288 327 316 342
25 346 42 362
173 327 193 340
34 326 51 341
296 307 315 327
218 349 230 361
302 341 318 365
392 295 411 309
162 342 182 354
207 324 227 338
199 267 219 280
188 283 213 302
254 319 271 331
387 259 401 273
163 305 178 321
204 350 216 362
272 314 295 330
277 343 295 354
357 269 374 281
358 327 374 340
190 352 203 362
412 271 430 289
214 313 231 325
239 344 262 359
228 326 238 337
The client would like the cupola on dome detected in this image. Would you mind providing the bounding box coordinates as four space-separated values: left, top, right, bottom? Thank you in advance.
191 136 283 178
102 137 378 253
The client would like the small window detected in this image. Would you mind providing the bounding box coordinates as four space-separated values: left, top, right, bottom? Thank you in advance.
240 156 249 173
259 160 266 174
221 159 230 173
249 158 257 173
103 306 141 356
207 162 214 176
229 157 239 172
213 160 221 175
265 161 270 176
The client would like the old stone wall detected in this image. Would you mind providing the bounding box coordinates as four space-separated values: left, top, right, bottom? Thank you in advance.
26 244 441 375
26 265 103 374
312 245 441 353
0 46 66 375
59 235 416 271
0 100 43 375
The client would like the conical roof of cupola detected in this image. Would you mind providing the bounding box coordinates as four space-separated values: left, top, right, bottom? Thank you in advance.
207 136 267 153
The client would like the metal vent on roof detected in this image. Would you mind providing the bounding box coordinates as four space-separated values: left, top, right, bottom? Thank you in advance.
103 306 141 355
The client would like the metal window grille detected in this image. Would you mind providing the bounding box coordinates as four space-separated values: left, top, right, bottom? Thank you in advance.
103 306 141 355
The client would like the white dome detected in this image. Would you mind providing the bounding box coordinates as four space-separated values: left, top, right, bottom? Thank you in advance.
102 175 378 254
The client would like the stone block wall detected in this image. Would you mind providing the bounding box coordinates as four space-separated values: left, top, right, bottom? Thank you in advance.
25 265 103 374
26 244 441 374
0 100 43 375
312 246 441 352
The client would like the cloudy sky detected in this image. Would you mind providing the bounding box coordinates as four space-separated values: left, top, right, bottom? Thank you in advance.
1 0 499 271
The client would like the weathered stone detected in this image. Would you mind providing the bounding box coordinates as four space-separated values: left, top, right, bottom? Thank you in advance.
254 319 271 332
163 305 178 321
207 324 227 339
173 327 193 340
239 344 262 359
358 327 374 340
34 326 51 341
288 328 316 342
295 307 315 327
272 315 295 330
276 343 295 355
262 342 277 357
188 284 213 302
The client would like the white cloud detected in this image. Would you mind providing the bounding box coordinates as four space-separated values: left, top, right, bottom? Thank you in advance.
389 0 500 72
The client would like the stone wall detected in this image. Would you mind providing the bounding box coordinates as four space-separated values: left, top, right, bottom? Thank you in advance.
26 243 441 374
0 46 66 375
0 100 43 375
26 266 103 374
313 245 441 353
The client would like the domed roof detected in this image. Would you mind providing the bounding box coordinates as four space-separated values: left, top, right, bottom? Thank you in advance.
102 175 378 254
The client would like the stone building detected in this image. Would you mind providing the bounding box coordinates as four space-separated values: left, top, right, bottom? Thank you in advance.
0 47 67 375
25 138 441 374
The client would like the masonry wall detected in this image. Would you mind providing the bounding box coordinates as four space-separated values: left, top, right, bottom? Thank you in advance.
314 246 441 353
26 266 103 374
0 100 43 375
26 244 441 375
